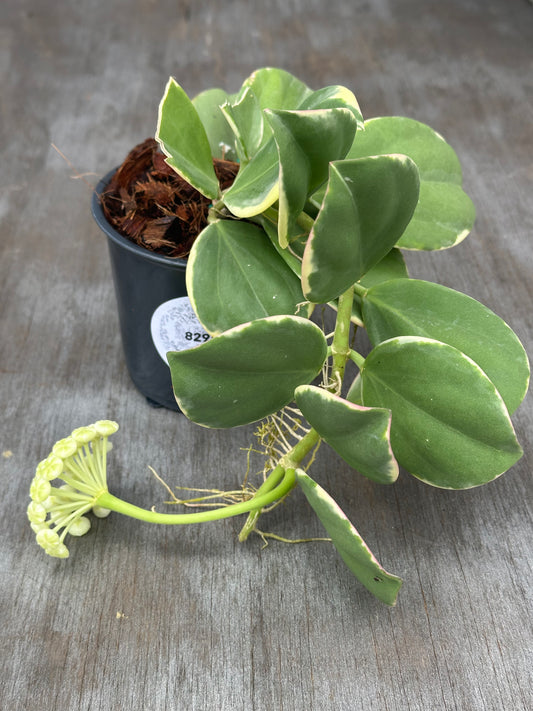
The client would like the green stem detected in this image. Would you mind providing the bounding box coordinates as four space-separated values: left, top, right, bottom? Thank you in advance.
263 207 315 236
352 282 367 297
262 206 279 226
238 428 321 541
239 286 356 539
349 350 366 369
280 428 320 471
296 211 315 233
95 467 295 526
330 284 355 388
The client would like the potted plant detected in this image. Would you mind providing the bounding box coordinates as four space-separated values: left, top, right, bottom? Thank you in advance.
91 138 239 410
29 68 529 605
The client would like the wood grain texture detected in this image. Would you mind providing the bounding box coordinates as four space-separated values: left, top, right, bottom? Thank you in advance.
1 1 532 709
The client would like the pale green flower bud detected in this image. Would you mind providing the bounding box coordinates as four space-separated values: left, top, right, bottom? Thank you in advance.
71 426 97 445
92 505 111 518
39 455 64 481
48 542 69 558
30 521 48 534
35 458 49 477
30 477 52 503
52 437 78 459
68 516 91 537
36 528 60 550
92 420 119 437
27 501 47 524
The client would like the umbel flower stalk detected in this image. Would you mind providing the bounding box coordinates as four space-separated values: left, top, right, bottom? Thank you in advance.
27 420 299 559
27 421 117 558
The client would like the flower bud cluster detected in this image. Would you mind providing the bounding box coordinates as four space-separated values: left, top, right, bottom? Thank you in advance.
28 420 118 558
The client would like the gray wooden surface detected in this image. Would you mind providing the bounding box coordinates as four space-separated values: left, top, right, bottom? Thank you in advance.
1 1 532 709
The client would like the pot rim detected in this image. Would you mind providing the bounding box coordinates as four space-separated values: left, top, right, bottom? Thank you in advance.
91 167 188 268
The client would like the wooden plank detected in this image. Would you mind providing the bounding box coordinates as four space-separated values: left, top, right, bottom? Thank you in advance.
1 1 532 709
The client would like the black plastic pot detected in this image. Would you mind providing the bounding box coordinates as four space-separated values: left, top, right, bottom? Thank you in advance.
91 169 208 411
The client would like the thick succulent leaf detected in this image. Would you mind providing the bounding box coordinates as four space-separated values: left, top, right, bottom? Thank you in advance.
362 279 530 414
192 88 238 160
295 385 398 484
347 116 475 250
220 87 265 162
168 316 327 428
349 117 463 182
266 108 358 248
222 137 279 217
186 220 304 336
400 180 476 250
240 67 313 111
298 85 364 130
156 78 220 199
302 155 419 303
296 471 403 605
360 337 523 488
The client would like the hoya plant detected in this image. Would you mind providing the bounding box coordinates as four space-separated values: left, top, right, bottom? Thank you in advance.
28 69 528 605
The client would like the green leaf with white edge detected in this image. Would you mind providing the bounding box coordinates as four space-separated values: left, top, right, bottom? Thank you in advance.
222 137 279 217
156 78 220 200
296 470 403 605
240 67 313 111
186 220 304 336
220 87 265 162
360 337 523 489
347 116 475 250
298 85 364 131
168 316 327 428
349 117 463 182
295 385 398 484
266 108 358 248
362 279 530 414
400 181 476 250
302 155 419 303
192 88 238 161
328 248 408 326
156 77 220 200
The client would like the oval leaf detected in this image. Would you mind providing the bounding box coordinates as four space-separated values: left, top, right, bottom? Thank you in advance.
297 471 403 605
186 220 304 335
168 316 327 428
240 67 313 111
295 386 398 484
156 78 220 199
362 279 530 414
302 155 419 303
360 337 523 488
347 116 475 250
266 107 358 248
399 180 475 250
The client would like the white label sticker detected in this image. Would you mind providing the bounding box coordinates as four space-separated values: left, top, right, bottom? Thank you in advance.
150 296 210 364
